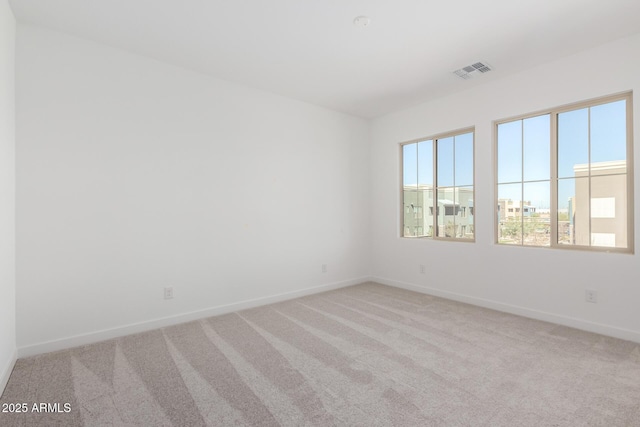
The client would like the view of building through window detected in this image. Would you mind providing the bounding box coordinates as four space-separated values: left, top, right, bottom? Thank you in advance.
402 130 474 240
401 94 630 251
496 95 631 250
497 114 551 246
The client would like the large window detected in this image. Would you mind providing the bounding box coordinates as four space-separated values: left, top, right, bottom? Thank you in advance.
401 128 474 241
495 92 633 252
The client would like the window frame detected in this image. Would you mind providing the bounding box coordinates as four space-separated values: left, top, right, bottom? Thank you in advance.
493 91 634 253
400 127 476 242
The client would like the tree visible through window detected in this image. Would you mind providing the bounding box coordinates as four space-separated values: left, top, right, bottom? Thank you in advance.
496 93 633 252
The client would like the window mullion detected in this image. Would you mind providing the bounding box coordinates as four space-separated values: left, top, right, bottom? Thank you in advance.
452 135 457 236
520 120 525 246
587 107 592 246
415 142 419 237
626 96 635 252
433 138 437 238
550 112 558 248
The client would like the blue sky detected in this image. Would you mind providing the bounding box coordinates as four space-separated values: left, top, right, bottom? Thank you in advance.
403 132 473 188
404 99 626 211
498 99 626 209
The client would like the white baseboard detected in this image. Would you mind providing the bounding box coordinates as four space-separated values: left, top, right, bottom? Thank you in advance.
0 348 17 398
373 276 640 344
18 277 369 358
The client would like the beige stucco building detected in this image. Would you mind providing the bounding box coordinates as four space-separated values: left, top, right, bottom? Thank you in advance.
569 160 627 248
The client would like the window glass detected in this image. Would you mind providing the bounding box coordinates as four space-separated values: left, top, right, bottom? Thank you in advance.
437 137 454 187
401 129 474 241
523 115 550 181
497 120 522 183
497 94 631 252
455 132 474 187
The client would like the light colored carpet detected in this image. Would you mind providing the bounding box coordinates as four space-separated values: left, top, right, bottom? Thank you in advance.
2 282 640 426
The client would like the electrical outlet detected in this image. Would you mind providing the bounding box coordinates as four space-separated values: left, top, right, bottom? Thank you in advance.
585 289 597 303
164 287 174 300
419 264 426 274
321 264 327 273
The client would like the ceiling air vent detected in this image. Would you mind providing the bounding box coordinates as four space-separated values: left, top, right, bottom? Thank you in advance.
453 61 493 80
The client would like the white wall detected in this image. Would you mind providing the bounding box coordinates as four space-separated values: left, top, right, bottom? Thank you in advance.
15 25 371 354
371 33 640 343
0 0 16 395
14 20 640 360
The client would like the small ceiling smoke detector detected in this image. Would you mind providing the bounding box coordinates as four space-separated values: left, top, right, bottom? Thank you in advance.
453 61 493 80
353 16 371 28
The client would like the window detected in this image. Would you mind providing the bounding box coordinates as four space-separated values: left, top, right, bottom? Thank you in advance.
401 128 474 241
495 92 633 252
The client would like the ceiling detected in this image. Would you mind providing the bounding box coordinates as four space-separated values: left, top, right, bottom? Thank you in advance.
9 0 640 118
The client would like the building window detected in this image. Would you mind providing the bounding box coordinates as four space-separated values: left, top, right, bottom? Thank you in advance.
401 128 474 241
495 92 633 252
444 206 455 216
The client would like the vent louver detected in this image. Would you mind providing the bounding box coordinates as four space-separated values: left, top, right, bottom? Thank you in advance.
453 61 493 80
